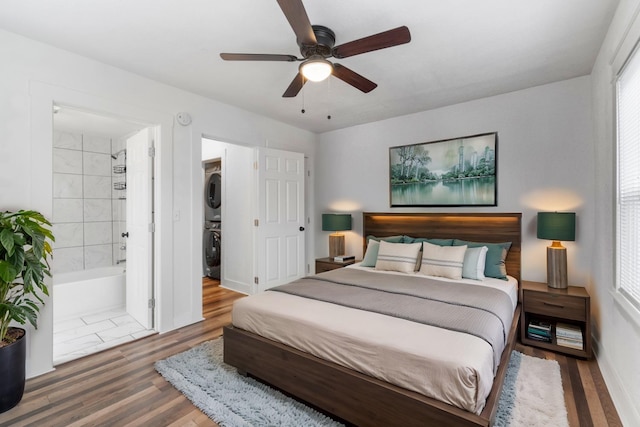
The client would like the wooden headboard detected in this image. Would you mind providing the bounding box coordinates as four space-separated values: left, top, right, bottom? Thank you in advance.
362 212 522 283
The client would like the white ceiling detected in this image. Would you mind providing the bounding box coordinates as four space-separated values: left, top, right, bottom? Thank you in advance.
1 0 619 134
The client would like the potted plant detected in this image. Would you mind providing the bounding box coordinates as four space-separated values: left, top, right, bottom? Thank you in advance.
0 210 53 413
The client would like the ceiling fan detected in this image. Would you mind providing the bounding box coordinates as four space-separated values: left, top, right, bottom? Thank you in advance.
220 0 411 98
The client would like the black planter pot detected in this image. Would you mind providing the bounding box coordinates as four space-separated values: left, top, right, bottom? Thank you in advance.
0 327 26 413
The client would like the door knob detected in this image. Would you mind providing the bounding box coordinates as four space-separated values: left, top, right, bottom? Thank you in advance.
122 232 129 238
299 226 305 231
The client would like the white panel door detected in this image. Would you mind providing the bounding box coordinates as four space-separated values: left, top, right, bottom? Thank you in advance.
126 128 153 328
256 147 305 292
220 143 254 294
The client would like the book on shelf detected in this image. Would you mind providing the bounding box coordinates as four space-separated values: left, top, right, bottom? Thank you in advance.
528 324 551 335
527 320 551 334
528 319 551 331
334 255 355 262
527 329 551 339
557 337 584 350
527 333 552 343
527 325 551 335
556 322 583 340
526 318 553 342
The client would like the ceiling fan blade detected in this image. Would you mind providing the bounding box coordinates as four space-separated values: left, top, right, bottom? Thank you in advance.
282 73 306 97
276 0 317 46
220 53 298 62
332 64 377 93
332 26 411 59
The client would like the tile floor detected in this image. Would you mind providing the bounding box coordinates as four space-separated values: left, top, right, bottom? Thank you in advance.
53 307 155 365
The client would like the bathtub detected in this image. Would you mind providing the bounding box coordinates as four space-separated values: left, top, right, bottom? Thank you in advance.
53 266 126 321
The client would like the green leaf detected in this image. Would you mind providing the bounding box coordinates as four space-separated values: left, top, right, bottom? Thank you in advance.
13 232 26 246
0 229 14 255
21 301 39 328
30 233 44 259
8 248 25 273
22 267 34 290
0 260 18 283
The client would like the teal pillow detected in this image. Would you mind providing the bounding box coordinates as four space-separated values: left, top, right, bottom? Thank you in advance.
453 239 512 280
361 240 380 267
366 235 405 244
408 237 454 246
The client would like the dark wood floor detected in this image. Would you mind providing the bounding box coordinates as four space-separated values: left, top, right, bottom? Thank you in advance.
0 279 622 427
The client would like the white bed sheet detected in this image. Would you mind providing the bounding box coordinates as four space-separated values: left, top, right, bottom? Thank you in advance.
231 269 517 415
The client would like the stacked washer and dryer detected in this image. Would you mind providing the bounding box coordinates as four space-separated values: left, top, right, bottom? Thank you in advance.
203 160 222 279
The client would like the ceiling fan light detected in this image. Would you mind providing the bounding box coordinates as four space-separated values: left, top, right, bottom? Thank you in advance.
300 57 333 82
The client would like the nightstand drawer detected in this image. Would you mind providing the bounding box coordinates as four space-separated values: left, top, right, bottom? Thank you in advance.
523 291 586 321
315 257 356 273
316 261 343 273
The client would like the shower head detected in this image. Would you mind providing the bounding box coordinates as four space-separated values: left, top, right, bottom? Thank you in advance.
111 149 126 160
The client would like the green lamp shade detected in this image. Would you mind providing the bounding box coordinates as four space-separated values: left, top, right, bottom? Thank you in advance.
537 212 576 242
322 214 352 232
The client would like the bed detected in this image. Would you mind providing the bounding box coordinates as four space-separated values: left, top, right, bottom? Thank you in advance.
224 212 522 427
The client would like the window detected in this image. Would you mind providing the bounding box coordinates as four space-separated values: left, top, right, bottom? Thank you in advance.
617 45 640 310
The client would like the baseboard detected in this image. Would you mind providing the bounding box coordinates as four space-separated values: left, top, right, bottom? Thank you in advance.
593 335 640 426
221 279 251 295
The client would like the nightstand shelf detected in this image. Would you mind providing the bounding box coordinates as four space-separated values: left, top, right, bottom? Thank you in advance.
520 280 591 358
315 257 356 273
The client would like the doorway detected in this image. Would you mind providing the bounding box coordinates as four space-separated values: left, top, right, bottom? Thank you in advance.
201 137 255 294
51 106 156 364
201 138 307 296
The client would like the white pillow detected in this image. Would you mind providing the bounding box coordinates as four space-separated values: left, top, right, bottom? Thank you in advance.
462 246 488 280
375 241 422 273
419 242 467 280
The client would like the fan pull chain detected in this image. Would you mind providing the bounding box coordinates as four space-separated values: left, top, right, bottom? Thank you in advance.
301 77 306 114
327 77 331 120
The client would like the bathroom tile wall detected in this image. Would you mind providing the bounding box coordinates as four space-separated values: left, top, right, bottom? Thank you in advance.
53 131 120 274
111 137 127 265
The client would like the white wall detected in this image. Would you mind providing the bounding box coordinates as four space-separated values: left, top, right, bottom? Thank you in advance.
0 28 316 378
316 76 594 286
590 0 640 425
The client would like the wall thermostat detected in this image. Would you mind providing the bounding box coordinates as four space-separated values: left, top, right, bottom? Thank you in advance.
176 112 192 126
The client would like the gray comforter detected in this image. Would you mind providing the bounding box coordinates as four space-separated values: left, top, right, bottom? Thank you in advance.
270 268 514 371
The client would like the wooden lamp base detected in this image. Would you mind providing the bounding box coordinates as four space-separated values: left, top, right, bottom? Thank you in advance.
547 243 568 289
329 233 345 259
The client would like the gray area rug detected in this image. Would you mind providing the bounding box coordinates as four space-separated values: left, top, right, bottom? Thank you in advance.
155 338 568 427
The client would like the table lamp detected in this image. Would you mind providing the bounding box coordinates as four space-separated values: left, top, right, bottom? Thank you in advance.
537 212 576 289
322 213 352 258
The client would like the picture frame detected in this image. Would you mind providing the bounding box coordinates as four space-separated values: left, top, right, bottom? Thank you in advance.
389 132 497 207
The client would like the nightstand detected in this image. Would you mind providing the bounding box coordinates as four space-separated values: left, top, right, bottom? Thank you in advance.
315 257 356 273
520 280 591 358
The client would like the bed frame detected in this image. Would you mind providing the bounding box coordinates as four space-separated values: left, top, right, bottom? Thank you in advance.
224 212 522 427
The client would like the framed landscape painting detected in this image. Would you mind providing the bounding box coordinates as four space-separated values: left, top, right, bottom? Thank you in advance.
389 132 497 207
